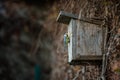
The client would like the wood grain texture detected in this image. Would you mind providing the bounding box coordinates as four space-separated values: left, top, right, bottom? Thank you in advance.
68 19 107 64
76 20 102 56
68 19 77 62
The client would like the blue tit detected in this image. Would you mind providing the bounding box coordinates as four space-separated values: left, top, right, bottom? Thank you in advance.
64 33 67 45
64 33 67 51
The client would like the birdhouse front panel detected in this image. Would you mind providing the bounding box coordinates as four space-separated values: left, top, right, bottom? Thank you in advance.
68 19 107 64
68 19 77 62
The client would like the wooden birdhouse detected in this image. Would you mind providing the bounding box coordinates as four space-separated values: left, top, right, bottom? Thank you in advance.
57 11 107 65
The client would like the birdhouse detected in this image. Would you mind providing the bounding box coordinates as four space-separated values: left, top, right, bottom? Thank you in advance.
57 11 107 65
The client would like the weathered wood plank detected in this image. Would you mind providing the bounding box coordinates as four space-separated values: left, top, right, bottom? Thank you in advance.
56 11 78 24
79 18 103 25
75 55 102 60
68 19 77 62
76 21 103 56
56 11 103 25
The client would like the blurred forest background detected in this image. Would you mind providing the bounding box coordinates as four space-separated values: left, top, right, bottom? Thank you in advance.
0 0 73 80
0 0 120 80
